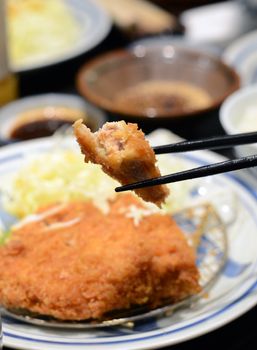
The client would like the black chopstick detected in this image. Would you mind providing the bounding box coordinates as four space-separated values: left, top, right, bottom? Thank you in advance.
115 154 257 192
153 131 257 154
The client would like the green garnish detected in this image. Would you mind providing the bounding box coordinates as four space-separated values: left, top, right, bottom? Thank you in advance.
0 230 12 246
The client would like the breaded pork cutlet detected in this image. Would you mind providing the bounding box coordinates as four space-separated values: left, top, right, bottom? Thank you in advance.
73 120 169 207
0 194 200 321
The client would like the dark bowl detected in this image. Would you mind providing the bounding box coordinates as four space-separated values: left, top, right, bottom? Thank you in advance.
76 46 240 139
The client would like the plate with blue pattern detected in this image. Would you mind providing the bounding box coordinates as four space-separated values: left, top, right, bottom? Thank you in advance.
1 134 257 350
223 29 257 86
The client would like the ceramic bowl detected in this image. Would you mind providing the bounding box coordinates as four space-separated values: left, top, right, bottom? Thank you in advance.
76 46 240 138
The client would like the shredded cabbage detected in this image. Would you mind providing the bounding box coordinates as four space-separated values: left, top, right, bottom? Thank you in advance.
1 150 118 218
0 149 193 219
7 0 80 68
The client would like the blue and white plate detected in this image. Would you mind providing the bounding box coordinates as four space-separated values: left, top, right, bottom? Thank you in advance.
1 134 257 349
223 29 257 86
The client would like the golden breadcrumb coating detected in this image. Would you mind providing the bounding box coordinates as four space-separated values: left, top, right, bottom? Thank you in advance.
73 119 169 207
0 194 200 321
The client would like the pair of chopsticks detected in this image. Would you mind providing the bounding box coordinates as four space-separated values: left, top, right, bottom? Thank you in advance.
115 131 257 192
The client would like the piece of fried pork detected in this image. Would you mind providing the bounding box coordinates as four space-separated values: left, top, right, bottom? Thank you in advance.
73 119 169 207
0 194 200 321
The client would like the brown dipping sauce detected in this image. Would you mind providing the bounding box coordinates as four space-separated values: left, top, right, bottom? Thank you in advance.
113 80 212 117
9 106 92 140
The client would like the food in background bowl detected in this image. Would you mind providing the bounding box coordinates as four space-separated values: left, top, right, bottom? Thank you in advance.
113 80 212 117
9 106 89 140
7 0 79 68
6 0 111 72
77 47 239 119
76 46 240 138
0 93 106 142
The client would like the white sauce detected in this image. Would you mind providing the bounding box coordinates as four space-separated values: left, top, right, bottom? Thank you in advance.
237 105 257 132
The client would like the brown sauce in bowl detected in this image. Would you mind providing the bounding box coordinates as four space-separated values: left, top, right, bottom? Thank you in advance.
9 106 92 140
10 119 74 140
113 80 212 117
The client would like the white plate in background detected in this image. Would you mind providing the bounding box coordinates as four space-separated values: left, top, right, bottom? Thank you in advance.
10 0 111 73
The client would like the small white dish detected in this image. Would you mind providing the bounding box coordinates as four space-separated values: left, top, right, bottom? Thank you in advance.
0 93 106 142
219 84 257 176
